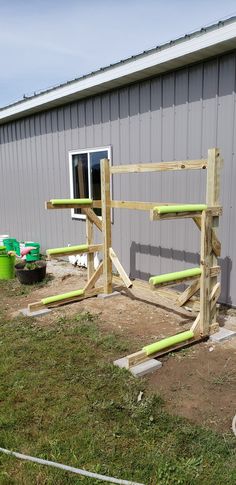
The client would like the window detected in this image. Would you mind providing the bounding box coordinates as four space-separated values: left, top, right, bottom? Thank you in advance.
69 146 111 219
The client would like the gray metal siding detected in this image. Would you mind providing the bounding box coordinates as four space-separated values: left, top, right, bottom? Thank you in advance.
0 51 236 305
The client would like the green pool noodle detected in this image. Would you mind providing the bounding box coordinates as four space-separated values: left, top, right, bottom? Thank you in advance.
50 198 92 205
149 267 201 286
47 244 88 255
143 330 194 356
42 289 84 305
153 204 207 214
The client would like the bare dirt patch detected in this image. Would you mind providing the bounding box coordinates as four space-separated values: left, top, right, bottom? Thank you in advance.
5 260 236 434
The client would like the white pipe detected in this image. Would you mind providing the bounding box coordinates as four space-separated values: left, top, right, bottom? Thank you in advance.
0 447 145 485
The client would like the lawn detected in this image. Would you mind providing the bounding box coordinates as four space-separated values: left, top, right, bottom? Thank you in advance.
0 281 235 484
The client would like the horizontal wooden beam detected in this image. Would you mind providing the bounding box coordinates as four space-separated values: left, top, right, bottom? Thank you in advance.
126 335 203 368
46 201 93 210
93 200 173 210
151 206 222 221
110 159 208 174
113 275 200 313
28 286 104 313
47 244 103 259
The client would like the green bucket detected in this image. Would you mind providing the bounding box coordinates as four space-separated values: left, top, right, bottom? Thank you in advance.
13 240 20 256
0 246 7 254
0 253 15 280
25 242 41 262
3 238 17 252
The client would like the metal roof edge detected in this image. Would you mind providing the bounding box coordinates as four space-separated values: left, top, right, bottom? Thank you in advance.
1 16 236 124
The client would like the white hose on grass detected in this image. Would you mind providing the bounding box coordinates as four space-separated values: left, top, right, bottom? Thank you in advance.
0 447 145 485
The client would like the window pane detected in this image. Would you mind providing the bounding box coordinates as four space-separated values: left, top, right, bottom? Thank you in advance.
90 150 108 216
72 153 89 215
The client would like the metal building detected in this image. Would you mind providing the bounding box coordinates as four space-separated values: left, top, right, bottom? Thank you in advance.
0 17 236 305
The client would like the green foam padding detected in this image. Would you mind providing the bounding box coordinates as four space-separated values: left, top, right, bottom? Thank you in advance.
42 289 84 305
50 198 92 205
47 244 88 255
143 330 194 356
149 267 201 286
154 204 207 214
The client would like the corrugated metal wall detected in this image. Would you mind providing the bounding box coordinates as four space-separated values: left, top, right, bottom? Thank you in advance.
0 51 235 305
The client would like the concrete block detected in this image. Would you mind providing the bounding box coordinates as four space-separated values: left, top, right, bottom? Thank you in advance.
210 327 236 343
130 359 162 377
114 357 129 369
114 357 162 377
97 291 120 299
20 307 52 317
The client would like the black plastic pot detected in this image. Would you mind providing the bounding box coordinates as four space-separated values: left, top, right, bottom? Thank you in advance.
15 260 47 285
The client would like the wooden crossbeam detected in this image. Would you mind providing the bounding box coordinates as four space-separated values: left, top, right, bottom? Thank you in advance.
109 247 132 288
151 206 222 221
46 201 93 210
28 286 104 313
93 200 174 210
47 244 103 259
150 274 200 289
126 334 202 368
110 159 207 174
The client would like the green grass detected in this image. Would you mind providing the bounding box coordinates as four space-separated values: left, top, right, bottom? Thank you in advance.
0 308 235 484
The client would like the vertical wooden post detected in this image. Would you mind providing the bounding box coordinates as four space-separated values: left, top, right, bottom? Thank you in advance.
200 148 221 335
86 216 94 281
199 210 212 336
101 158 112 294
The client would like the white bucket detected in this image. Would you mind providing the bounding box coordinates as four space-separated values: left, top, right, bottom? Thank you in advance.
0 235 9 246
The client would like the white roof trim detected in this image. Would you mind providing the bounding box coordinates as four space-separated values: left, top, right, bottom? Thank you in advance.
1 20 236 123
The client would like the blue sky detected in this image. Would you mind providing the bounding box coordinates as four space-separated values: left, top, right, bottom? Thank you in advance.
0 0 236 108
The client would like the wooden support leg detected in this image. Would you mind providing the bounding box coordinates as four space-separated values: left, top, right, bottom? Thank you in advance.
101 158 112 294
206 148 222 332
199 210 212 336
86 215 94 281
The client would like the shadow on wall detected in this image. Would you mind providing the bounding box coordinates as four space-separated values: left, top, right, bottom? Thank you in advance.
129 241 232 306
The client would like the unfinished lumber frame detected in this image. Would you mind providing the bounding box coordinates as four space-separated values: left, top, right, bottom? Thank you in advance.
29 149 223 370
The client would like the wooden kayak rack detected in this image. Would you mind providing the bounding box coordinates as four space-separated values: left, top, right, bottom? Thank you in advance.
29 148 223 366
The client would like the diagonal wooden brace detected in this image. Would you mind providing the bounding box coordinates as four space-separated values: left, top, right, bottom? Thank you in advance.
82 208 102 231
109 248 133 288
84 262 104 291
177 279 200 307
193 216 221 257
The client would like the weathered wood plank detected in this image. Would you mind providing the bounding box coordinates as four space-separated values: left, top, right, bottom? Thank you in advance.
101 159 113 293
47 244 103 259
111 159 207 174
151 206 222 221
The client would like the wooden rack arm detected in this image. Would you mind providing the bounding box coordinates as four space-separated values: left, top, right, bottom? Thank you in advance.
111 159 207 174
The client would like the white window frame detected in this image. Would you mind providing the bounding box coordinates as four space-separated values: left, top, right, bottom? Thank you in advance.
69 145 112 220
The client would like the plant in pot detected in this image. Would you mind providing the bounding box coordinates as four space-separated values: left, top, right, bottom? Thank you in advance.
15 247 46 285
